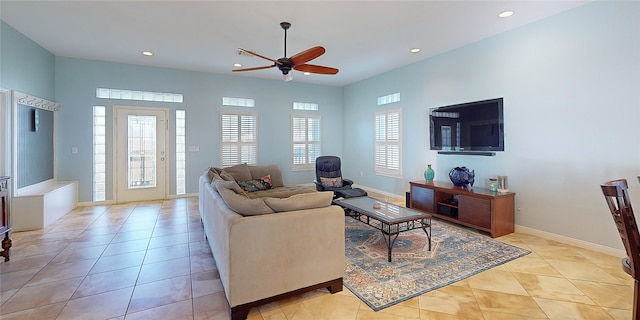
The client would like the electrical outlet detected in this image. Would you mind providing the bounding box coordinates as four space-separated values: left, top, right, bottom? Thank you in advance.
71 147 78 154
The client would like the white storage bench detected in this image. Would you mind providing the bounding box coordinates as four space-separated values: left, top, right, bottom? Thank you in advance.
12 180 78 231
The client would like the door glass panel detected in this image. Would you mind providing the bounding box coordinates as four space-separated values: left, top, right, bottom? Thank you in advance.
127 115 157 189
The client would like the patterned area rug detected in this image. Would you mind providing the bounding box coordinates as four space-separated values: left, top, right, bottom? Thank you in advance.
344 216 530 311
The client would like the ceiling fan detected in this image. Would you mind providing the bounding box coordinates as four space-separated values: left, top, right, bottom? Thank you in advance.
233 22 339 81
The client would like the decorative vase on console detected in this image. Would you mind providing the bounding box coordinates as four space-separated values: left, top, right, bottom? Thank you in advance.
424 164 435 182
449 166 475 187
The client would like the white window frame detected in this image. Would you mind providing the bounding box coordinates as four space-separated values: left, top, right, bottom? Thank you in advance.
291 114 321 171
293 102 318 111
222 97 255 107
377 92 400 106
96 88 183 103
374 108 402 178
220 111 258 167
93 106 106 201
176 110 186 195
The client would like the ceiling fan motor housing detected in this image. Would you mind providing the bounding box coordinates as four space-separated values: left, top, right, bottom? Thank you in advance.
280 22 291 30
277 58 294 74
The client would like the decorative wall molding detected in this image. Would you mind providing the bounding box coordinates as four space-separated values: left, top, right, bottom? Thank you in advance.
13 91 59 111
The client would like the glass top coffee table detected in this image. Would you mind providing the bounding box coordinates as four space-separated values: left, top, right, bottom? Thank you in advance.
334 196 431 262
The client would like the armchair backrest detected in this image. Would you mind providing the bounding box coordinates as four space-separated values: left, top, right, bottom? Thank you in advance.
601 179 640 280
315 156 343 181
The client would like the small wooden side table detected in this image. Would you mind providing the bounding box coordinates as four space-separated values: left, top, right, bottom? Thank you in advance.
1 176 11 261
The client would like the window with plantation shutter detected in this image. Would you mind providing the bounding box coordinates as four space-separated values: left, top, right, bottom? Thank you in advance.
221 112 257 166
291 114 321 170
374 109 402 177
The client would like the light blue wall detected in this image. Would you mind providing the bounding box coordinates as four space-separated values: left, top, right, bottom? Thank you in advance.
54 57 343 202
342 1 640 249
0 21 55 100
1 20 56 188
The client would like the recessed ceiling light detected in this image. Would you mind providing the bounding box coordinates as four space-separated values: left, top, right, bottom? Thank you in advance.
498 10 514 18
303 72 311 76
234 63 242 68
410 48 421 53
142 51 154 56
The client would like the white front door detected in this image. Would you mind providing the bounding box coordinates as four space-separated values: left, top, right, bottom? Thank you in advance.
114 106 168 203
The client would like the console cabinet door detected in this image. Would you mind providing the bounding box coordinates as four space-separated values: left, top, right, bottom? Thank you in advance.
458 195 491 229
410 184 434 213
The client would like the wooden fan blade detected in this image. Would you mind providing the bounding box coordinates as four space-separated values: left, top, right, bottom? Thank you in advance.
294 64 339 75
238 48 281 65
232 65 275 72
289 46 325 66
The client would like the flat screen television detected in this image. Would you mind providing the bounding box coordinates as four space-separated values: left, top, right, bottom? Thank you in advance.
429 97 504 154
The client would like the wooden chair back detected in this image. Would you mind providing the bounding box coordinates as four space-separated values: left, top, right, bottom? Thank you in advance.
601 179 640 280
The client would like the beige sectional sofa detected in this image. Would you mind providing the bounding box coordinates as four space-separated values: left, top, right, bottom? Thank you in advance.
198 164 345 320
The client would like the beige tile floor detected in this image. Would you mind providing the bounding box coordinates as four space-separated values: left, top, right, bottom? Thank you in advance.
0 195 634 320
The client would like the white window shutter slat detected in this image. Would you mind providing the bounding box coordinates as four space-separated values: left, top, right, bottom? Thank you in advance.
374 109 402 177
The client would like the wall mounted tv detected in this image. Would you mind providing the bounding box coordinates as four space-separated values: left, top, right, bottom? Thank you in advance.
429 97 504 156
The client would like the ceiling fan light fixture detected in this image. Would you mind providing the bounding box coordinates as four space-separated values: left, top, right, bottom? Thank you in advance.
303 72 311 76
233 63 242 67
283 73 293 82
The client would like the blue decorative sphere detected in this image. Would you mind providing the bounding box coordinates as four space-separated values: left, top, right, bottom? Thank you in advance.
449 167 475 187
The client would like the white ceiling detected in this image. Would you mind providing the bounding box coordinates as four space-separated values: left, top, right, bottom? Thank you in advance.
1 1 589 86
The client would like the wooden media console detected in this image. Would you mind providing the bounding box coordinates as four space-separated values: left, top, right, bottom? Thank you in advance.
409 180 515 238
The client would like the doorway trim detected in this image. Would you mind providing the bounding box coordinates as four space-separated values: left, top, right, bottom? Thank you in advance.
0 88 9 178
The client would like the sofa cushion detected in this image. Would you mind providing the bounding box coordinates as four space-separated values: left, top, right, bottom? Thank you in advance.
238 180 268 192
260 174 273 188
213 179 247 196
214 180 273 216
320 176 343 188
222 163 252 182
248 165 284 188
264 191 334 212
245 184 318 199
219 170 236 181
238 175 273 192
206 167 222 183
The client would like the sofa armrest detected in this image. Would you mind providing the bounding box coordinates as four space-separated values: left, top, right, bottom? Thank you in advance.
225 206 345 307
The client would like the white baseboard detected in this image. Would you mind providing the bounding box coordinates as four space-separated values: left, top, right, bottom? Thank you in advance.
515 225 625 257
77 200 115 207
167 193 198 199
354 185 405 201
